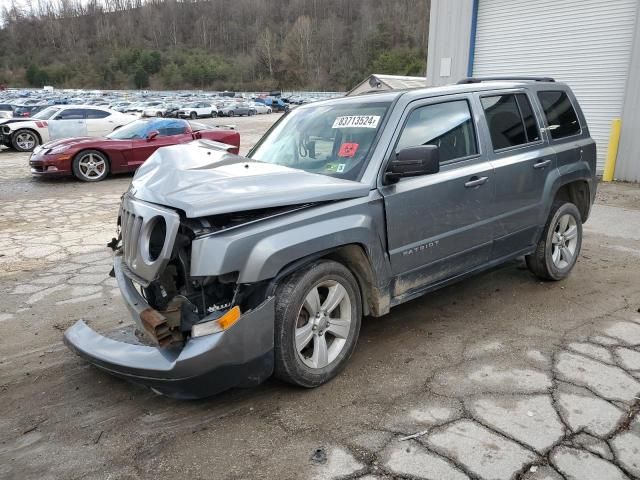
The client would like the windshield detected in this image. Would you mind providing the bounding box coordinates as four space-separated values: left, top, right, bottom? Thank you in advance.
106 118 188 139
249 101 390 180
33 107 61 120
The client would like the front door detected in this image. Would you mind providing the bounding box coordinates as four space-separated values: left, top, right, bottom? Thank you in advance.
49 108 87 139
380 97 495 298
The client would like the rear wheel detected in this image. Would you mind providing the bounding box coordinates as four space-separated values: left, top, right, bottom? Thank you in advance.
274 260 362 388
190 111 197 119
211 111 218 118
72 150 109 182
156 111 163 117
12 129 39 152
228 111 234 117
526 202 582 281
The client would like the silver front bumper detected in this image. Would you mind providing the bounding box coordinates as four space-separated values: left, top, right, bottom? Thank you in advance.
63 256 275 399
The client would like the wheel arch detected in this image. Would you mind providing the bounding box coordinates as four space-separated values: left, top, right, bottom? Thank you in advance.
267 243 387 318
12 127 42 145
552 179 591 222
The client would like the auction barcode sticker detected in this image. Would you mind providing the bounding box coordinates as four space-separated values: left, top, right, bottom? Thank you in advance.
332 115 381 129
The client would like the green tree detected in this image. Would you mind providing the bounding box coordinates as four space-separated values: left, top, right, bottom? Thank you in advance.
133 66 149 89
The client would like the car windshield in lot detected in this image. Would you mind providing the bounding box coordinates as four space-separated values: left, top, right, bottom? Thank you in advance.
32 106 61 120
106 118 188 139
249 101 390 180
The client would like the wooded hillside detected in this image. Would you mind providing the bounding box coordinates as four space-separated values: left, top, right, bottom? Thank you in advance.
0 0 430 91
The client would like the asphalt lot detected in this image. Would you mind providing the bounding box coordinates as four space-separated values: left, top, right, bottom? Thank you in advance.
1 114 640 480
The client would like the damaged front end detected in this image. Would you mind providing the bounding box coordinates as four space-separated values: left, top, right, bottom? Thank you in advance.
64 194 279 399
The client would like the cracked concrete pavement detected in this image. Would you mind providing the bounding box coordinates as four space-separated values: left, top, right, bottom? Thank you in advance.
1 114 640 480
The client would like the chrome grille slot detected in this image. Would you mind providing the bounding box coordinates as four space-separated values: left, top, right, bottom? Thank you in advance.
118 195 180 285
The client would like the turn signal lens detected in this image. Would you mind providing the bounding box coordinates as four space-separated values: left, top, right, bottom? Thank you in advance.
191 306 241 338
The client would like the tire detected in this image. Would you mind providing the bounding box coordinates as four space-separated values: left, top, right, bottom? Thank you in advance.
156 111 163 117
211 111 218 118
190 111 197 119
267 108 272 114
228 111 234 117
72 150 110 182
248 110 255 116
526 201 582 281
11 129 39 152
274 260 362 388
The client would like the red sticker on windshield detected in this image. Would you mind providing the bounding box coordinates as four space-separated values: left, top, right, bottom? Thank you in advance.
338 143 359 158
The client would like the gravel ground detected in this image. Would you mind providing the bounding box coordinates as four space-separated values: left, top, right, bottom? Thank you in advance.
1 114 639 480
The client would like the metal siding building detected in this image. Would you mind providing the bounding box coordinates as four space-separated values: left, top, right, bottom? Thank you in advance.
426 0 640 181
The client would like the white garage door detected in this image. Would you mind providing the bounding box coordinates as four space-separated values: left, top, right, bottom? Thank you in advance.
473 0 638 171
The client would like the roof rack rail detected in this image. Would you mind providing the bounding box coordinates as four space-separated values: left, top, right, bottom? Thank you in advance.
456 76 555 84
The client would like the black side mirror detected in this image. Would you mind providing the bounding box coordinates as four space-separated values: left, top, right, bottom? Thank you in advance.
385 145 440 183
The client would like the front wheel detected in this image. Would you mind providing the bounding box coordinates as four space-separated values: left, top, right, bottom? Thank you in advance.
12 129 39 152
190 111 197 119
227 111 234 117
72 150 109 182
526 202 582 281
274 260 362 388
211 111 217 118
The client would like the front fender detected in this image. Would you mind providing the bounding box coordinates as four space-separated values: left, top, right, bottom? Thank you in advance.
189 194 389 285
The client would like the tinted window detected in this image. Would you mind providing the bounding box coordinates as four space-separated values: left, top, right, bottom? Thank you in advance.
85 109 110 119
55 109 85 120
482 95 523 149
516 94 541 143
537 91 581 139
395 100 477 163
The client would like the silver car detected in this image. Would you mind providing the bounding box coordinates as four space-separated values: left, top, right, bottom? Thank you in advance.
65 77 597 398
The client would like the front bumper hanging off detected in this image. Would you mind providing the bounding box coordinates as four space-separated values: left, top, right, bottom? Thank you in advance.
64 256 275 399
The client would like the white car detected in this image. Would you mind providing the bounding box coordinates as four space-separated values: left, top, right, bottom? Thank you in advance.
177 102 218 119
0 105 137 152
250 102 272 114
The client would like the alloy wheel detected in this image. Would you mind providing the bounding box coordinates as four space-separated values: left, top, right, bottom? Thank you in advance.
294 280 352 369
551 213 578 269
15 132 36 151
77 153 106 180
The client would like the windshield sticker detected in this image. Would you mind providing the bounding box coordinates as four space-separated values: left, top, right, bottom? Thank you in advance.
332 115 380 129
338 143 359 158
336 164 346 173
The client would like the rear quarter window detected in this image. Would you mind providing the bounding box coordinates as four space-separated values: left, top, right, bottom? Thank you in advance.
537 91 581 139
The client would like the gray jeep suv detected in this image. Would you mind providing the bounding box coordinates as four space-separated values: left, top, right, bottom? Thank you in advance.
65 77 597 399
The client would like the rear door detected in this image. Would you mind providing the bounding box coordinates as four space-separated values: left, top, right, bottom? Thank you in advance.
379 95 495 297
85 108 113 136
477 90 556 258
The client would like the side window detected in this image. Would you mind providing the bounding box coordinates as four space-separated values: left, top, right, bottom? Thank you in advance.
537 90 581 139
85 109 110 119
481 94 541 150
516 94 541 143
395 100 478 163
157 121 188 137
55 109 85 120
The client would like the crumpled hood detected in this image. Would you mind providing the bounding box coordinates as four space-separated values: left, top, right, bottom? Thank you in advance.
0 118 35 126
130 141 370 218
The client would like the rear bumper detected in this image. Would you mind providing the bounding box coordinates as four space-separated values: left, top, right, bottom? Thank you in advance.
63 257 275 399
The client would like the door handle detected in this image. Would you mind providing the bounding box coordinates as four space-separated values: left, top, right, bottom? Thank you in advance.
533 159 552 169
464 176 488 188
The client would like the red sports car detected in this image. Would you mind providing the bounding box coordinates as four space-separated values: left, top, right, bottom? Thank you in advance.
29 118 240 182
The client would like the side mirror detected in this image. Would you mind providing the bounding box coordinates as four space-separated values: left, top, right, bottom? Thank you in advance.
146 130 159 141
385 145 440 184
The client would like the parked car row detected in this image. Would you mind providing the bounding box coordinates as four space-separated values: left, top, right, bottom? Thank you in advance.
28 117 239 182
